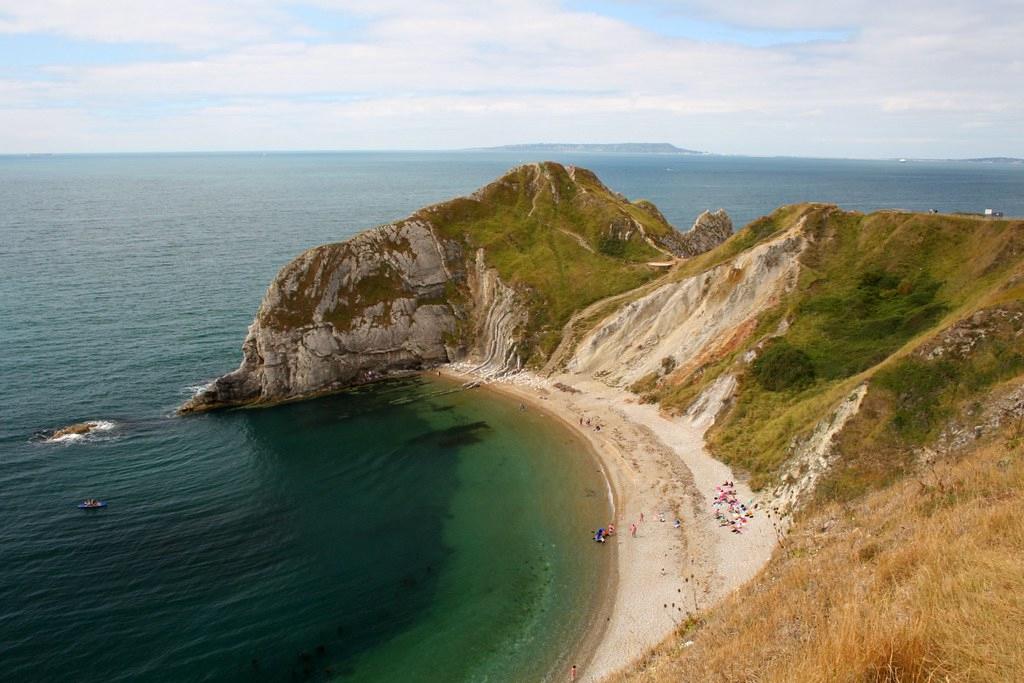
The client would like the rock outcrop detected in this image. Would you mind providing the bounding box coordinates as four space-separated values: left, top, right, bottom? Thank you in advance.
181 220 464 412
770 385 869 519
45 420 115 443
677 209 734 257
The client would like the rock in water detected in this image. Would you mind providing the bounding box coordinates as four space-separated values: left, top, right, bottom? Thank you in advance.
52 423 94 438
46 420 115 442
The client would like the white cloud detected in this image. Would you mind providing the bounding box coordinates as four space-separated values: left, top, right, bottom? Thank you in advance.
0 0 300 49
0 0 1022 155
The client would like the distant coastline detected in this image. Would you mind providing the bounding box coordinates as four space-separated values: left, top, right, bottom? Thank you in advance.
469 142 704 155
893 156 1024 164
960 157 1024 164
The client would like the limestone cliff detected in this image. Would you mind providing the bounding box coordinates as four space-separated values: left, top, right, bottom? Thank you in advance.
181 220 462 411
182 162 709 413
677 209 733 256
566 217 805 387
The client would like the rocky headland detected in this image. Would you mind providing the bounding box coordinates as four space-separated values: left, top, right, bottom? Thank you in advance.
181 162 721 413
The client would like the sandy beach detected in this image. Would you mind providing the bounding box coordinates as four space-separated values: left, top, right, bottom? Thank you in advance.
442 367 777 682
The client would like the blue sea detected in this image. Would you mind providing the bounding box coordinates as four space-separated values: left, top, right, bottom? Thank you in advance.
1 152 1022 682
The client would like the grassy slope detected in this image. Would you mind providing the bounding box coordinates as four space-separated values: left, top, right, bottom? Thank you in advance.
614 427 1024 683
639 206 1024 490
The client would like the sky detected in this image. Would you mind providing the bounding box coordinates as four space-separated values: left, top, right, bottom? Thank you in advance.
1 0 1022 157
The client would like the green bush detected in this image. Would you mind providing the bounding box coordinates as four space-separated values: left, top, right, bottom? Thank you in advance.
752 342 816 391
598 236 627 257
799 269 946 379
874 358 959 442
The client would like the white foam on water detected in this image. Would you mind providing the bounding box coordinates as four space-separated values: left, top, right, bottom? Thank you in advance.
44 420 117 444
185 383 212 397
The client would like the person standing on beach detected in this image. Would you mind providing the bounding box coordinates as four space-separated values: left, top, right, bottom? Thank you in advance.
630 522 637 537
570 664 577 681
640 511 644 523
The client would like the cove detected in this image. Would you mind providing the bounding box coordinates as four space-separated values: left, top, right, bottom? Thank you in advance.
0 376 610 682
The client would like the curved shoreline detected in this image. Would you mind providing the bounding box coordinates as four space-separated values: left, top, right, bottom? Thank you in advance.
437 368 620 682
442 367 778 682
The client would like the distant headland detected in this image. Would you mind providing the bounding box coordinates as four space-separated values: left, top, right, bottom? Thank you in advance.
961 157 1024 164
471 142 704 154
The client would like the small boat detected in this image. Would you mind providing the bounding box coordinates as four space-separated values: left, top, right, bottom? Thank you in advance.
78 500 107 509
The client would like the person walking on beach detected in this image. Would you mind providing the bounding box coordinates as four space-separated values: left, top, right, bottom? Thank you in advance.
630 522 637 537
570 664 577 681
640 511 644 523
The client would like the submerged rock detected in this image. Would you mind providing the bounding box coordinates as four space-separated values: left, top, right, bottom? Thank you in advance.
46 420 115 442
52 423 94 438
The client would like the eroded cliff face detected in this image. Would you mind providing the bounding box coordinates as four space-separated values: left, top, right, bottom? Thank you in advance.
566 221 806 387
462 249 528 378
770 384 869 518
676 209 734 257
181 219 468 412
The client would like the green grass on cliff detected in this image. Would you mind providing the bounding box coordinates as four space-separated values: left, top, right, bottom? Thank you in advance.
643 206 1024 491
421 163 677 362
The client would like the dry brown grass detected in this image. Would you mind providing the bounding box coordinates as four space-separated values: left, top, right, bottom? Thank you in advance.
612 431 1024 683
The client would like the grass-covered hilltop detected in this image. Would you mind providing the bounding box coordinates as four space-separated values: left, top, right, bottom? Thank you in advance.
183 163 1024 680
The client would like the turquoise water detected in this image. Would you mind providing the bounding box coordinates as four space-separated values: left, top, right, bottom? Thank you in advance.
1 152 1022 681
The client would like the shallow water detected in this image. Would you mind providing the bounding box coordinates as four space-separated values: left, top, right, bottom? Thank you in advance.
1 151 1020 681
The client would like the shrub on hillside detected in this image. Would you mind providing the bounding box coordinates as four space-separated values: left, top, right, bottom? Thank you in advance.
598 236 627 257
752 342 816 391
798 268 946 379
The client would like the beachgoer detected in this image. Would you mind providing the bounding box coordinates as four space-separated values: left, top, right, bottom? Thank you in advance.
674 519 681 528
630 523 637 537
570 664 577 681
640 511 644 523
607 523 616 536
